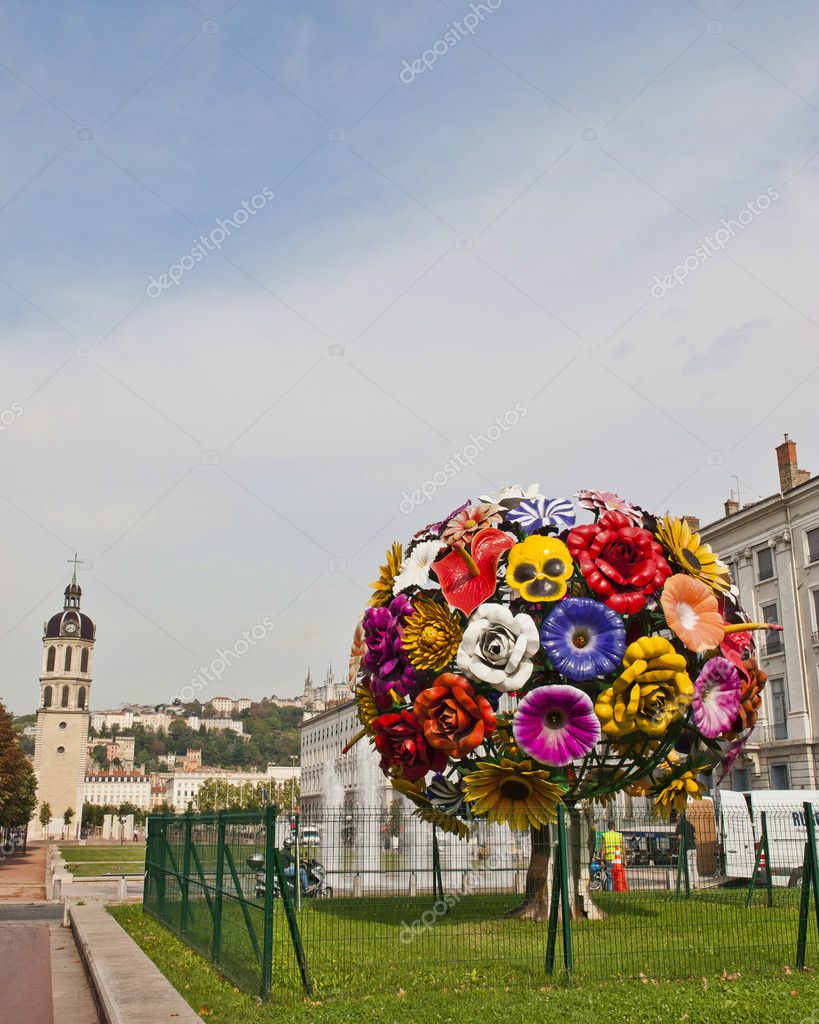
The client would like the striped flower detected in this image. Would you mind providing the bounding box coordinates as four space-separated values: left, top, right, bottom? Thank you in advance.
505 496 575 535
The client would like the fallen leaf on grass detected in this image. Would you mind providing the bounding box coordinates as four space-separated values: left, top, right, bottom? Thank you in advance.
701 977 708 992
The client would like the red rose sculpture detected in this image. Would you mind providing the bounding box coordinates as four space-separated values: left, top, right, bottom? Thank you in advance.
413 672 496 758
566 510 671 614
371 709 448 781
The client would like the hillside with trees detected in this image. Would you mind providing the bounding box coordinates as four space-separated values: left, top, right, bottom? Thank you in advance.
96 702 303 773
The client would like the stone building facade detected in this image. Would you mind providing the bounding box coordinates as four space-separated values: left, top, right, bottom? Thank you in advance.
701 436 819 791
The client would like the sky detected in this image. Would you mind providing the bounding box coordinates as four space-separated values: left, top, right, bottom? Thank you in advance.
1 0 818 715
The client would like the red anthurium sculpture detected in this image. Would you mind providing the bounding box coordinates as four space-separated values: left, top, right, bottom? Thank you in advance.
432 527 514 616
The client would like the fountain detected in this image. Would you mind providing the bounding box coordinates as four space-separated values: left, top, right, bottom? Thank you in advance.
354 737 383 894
318 758 345 890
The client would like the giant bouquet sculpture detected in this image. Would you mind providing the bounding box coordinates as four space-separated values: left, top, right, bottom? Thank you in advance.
345 487 776 837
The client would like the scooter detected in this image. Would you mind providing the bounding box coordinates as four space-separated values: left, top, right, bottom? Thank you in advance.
246 854 333 900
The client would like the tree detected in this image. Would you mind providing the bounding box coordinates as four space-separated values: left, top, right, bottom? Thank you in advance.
91 744 109 770
38 802 52 834
63 807 75 828
0 701 38 829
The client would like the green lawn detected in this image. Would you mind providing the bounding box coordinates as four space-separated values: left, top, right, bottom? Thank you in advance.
137 869 815 999
60 845 145 877
111 903 818 1024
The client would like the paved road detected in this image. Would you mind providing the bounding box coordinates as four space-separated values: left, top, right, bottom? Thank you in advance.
0 903 64 921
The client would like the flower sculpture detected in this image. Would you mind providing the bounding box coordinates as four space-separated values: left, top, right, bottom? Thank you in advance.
348 486 776 833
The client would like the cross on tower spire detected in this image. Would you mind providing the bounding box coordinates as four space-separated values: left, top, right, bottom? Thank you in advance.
68 553 81 583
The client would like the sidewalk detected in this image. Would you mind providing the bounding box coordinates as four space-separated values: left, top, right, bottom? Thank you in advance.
0 843 99 1023
0 841 48 901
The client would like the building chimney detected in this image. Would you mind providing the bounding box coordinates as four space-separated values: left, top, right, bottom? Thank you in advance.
683 515 701 534
776 434 811 492
724 491 739 517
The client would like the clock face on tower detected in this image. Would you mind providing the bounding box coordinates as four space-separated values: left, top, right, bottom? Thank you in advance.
64 622 77 634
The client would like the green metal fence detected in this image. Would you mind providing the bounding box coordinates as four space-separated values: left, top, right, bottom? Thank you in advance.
144 800 819 998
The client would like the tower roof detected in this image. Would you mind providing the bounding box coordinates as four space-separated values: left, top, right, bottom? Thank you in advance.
44 609 95 640
43 569 95 640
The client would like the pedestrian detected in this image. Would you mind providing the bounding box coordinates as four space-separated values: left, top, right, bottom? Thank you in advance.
600 818 624 892
676 814 698 889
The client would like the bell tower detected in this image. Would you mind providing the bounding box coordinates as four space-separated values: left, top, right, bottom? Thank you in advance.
31 559 96 840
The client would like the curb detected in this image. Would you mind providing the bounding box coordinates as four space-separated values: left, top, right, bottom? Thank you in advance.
70 905 203 1023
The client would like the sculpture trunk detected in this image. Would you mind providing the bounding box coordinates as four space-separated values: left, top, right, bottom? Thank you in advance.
505 804 605 922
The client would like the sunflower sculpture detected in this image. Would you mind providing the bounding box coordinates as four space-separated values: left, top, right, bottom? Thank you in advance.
347 487 777 833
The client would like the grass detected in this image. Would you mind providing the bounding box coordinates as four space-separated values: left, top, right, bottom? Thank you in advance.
110 903 818 1024
59 844 145 877
139 877 808 996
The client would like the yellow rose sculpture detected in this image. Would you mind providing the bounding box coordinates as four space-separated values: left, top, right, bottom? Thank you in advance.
594 636 694 737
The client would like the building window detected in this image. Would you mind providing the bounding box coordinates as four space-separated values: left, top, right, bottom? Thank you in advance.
43 685 53 708
808 527 819 564
61 686 70 708
756 547 774 581
77 687 87 710
81 648 89 673
46 646 56 672
57 746 65 755
769 677 788 740
770 763 790 790
761 602 783 655
811 589 819 643
59 721 66 730
732 767 750 791
64 646 72 671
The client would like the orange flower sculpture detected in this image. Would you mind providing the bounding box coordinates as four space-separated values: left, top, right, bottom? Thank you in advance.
660 574 725 652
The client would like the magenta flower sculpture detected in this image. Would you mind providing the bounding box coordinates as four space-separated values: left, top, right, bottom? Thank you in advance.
512 684 601 767
692 657 742 738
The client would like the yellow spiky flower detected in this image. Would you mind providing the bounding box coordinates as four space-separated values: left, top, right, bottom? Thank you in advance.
463 758 564 832
652 768 706 820
656 516 732 594
401 596 463 671
369 542 403 607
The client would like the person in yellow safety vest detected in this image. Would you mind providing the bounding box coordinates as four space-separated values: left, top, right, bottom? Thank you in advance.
600 819 624 892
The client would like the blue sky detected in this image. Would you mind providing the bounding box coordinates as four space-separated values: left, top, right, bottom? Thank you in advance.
2 0 818 713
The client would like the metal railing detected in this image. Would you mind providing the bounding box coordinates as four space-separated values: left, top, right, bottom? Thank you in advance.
144 801 819 997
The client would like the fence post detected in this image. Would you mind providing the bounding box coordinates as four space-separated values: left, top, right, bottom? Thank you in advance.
432 826 445 907
746 810 772 909
293 811 301 912
157 817 167 920
557 803 573 979
797 801 819 968
675 813 689 901
261 805 275 1001
181 813 192 937
545 806 573 981
272 842 313 994
211 811 226 965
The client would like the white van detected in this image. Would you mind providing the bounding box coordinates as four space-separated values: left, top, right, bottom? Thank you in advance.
720 789 819 885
